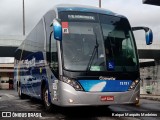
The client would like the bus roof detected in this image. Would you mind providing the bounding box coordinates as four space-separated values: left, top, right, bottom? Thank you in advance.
53 4 126 18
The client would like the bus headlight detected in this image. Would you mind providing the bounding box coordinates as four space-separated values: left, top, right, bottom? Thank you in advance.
62 77 83 91
128 79 140 90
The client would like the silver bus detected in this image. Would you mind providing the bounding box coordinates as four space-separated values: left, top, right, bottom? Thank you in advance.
14 4 153 111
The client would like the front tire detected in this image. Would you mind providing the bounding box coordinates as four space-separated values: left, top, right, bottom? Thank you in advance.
43 86 53 111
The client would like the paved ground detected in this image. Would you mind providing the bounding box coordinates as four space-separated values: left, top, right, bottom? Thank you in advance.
140 94 160 101
0 90 160 120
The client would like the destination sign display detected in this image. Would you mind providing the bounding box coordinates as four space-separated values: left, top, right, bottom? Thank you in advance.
60 11 98 22
68 15 95 20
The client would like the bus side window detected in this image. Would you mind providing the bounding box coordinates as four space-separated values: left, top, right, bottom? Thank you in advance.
50 36 59 77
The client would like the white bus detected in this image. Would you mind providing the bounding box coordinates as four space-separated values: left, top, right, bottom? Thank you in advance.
14 4 153 111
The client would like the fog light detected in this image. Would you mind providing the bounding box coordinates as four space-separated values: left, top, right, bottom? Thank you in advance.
136 97 139 101
69 99 74 103
135 97 140 106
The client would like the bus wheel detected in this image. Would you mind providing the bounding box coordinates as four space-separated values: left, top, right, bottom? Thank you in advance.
43 86 53 111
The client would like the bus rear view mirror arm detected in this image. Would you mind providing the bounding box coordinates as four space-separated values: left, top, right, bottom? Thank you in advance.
132 26 153 45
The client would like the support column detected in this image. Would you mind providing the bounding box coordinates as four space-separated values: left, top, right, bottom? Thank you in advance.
154 59 160 95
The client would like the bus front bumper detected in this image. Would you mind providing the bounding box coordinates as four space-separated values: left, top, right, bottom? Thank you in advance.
51 82 140 107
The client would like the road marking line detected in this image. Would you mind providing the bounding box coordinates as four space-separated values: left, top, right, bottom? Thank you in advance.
39 117 55 119
4 94 15 98
0 106 7 109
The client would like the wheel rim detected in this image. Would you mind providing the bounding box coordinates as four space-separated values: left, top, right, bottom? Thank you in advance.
44 89 50 106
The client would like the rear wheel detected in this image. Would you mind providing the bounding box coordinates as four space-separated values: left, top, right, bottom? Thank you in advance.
43 86 53 111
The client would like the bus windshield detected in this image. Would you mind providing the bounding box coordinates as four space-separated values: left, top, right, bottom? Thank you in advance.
60 12 138 72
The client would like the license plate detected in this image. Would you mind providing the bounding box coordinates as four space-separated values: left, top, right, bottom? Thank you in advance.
100 96 114 101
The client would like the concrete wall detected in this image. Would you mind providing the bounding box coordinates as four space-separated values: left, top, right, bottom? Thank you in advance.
140 63 160 95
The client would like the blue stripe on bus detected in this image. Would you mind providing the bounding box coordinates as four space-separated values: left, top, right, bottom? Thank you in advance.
78 80 132 92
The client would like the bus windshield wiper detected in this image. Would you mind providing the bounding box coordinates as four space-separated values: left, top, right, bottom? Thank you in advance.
86 32 99 72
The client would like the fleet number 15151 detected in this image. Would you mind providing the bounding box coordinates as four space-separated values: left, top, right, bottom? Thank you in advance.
120 82 130 85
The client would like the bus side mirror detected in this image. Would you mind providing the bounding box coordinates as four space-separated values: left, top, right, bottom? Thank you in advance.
132 27 153 45
52 19 62 41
